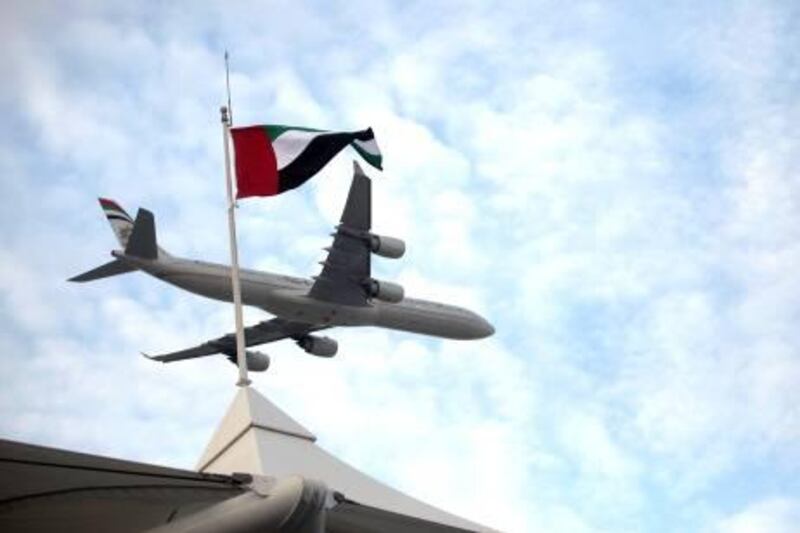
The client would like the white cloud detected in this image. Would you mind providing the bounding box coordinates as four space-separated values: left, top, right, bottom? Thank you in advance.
711 498 800 533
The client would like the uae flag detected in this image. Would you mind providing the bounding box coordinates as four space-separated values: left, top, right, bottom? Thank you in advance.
230 125 382 198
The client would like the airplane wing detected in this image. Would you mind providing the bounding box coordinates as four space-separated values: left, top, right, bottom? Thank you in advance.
144 318 327 363
308 161 372 306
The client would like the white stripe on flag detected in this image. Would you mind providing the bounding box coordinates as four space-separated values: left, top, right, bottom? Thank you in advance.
271 130 327 170
352 137 380 156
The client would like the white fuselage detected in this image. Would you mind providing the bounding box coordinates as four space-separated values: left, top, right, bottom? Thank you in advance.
114 252 494 340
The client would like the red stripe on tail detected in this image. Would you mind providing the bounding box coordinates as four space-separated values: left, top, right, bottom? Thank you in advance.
99 198 123 210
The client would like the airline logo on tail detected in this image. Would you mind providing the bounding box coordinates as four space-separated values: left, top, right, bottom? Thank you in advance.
69 198 163 283
99 198 134 247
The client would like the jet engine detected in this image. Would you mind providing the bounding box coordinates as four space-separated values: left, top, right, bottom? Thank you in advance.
365 278 405 303
369 234 406 259
296 335 338 357
239 350 270 372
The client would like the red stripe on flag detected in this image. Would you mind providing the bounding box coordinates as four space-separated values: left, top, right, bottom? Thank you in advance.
231 126 279 198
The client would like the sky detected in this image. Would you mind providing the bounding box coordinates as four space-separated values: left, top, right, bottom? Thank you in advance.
1 1 799 531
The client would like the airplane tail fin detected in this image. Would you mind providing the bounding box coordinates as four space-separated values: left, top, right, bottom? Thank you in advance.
99 198 170 258
69 202 167 283
124 208 158 260
99 198 135 248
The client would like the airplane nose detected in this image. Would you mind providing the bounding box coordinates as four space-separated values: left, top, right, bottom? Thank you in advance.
474 316 495 338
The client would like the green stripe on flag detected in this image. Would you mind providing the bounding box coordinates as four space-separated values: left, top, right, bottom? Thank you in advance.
264 124 324 142
351 142 382 170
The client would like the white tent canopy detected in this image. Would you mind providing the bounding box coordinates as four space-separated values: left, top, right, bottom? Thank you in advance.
196 387 492 532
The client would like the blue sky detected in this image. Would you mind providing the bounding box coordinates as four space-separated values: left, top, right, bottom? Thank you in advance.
1 1 799 531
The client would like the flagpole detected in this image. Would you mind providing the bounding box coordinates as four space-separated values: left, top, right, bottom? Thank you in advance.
220 104 250 387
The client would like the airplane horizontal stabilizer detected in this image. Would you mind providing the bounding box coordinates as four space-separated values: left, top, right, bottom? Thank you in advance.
68 259 136 283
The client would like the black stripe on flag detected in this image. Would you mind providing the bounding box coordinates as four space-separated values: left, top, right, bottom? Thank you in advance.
278 130 374 193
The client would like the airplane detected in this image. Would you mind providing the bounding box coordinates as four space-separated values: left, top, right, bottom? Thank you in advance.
70 162 494 372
